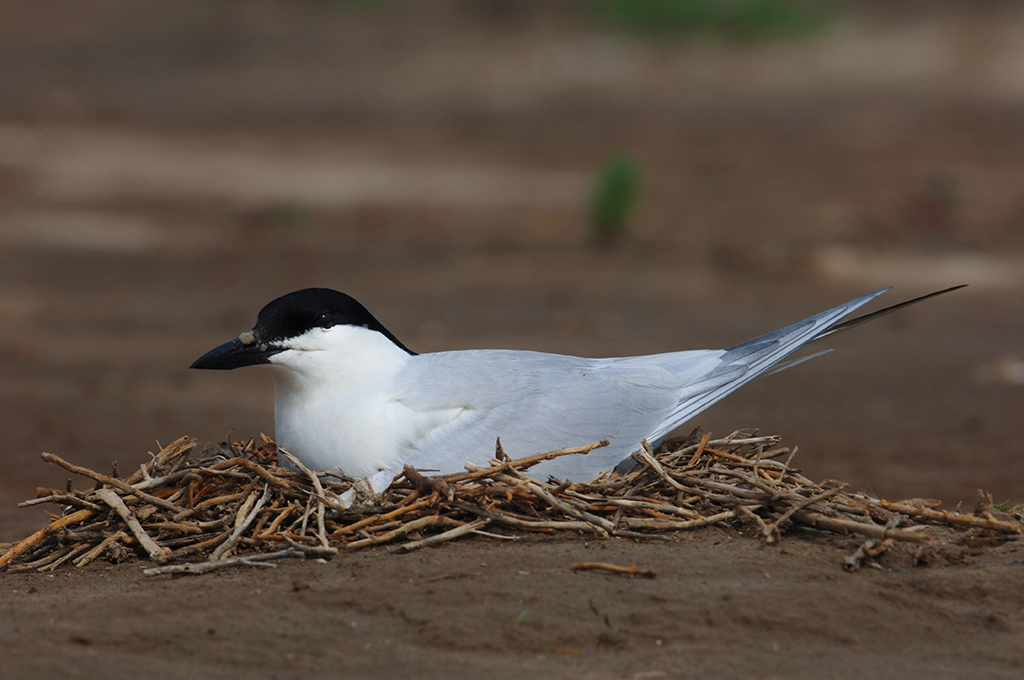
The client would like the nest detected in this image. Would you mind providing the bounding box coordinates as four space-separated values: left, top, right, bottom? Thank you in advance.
1 431 1020 576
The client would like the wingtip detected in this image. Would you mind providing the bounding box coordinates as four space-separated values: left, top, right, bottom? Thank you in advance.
818 284 966 341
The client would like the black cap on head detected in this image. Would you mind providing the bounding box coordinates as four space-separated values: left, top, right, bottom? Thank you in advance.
191 288 414 370
254 288 414 354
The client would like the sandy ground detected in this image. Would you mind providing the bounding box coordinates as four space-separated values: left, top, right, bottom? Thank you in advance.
1 2 1023 678
3 535 1023 680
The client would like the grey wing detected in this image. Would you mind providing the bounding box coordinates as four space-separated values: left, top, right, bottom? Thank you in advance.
396 287 891 481
393 349 723 480
640 286 891 444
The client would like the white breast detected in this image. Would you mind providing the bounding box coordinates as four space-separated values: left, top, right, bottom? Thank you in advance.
266 324 461 478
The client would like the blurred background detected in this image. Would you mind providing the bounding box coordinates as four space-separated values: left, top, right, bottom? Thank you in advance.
1 0 1022 538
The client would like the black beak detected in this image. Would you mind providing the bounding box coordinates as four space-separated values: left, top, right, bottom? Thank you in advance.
190 334 284 370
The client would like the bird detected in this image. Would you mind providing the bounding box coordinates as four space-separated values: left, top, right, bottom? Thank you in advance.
191 285 963 488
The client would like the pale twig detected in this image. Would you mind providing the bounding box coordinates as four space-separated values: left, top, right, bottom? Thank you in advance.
39 543 93 572
143 546 336 576
346 515 463 549
18 494 103 512
42 452 186 514
93 489 171 563
207 457 301 492
687 432 711 467
233 486 260 528
130 469 197 491
737 505 777 542
391 518 491 553
73 531 130 568
211 484 270 561
563 492 703 520
636 440 690 493
456 502 601 533
571 562 658 579
332 498 434 537
844 518 900 571
5 546 75 573
279 450 332 547
619 509 742 531
792 509 932 544
764 487 845 539
475 464 615 535
439 440 610 484
877 500 1023 534
259 505 298 538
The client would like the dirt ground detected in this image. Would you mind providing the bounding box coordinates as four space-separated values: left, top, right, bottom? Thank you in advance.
1 2 1023 678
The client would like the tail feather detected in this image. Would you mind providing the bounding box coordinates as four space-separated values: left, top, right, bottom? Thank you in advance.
762 285 966 376
646 285 964 445
813 285 967 342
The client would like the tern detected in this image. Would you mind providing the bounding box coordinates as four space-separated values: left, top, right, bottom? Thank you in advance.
191 285 962 487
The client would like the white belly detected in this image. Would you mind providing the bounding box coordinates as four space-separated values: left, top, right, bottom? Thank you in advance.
273 373 462 479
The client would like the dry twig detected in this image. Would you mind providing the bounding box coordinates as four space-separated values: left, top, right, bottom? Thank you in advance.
2 430 1020 575
571 562 658 578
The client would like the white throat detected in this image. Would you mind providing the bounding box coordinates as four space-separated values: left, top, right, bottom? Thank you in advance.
267 324 410 402
267 324 415 477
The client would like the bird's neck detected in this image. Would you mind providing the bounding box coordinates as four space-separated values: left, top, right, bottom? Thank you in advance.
267 326 411 400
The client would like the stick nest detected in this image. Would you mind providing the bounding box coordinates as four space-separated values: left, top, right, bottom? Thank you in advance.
1 431 1020 575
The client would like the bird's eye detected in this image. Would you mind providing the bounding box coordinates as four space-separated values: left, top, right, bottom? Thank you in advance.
317 311 334 329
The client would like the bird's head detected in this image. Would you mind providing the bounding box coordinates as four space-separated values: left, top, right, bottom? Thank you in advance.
191 289 414 383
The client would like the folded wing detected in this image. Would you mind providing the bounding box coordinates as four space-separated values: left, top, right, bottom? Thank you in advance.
395 287 893 480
